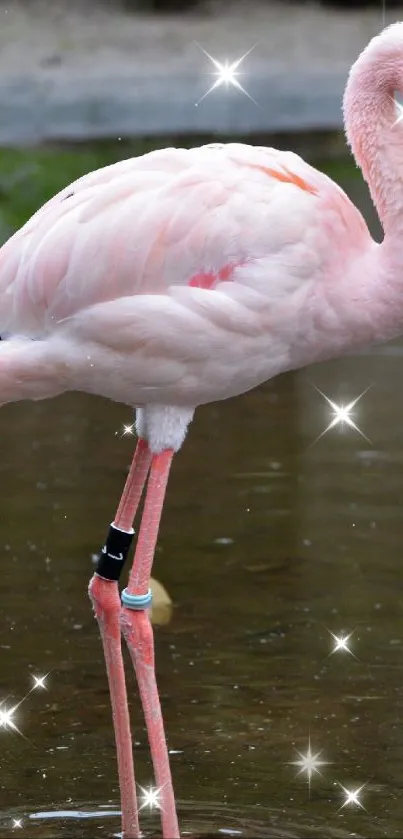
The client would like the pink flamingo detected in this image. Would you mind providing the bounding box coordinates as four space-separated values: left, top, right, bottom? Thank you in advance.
0 21 401 838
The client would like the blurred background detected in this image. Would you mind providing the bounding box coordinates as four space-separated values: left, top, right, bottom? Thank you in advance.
1 2 403 839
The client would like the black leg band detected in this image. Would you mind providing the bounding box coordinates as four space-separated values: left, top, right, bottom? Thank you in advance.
95 523 134 582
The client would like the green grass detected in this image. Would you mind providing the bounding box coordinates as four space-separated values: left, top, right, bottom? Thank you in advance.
0 140 153 237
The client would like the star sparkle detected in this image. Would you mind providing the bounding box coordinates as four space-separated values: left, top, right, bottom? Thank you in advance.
0 704 19 733
122 423 135 437
288 737 331 795
338 782 367 811
12 819 23 829
32 674 47 690
311 386 371 446
0 673 50 739
138 784 163 812
328 630 357 659
195 43 259 106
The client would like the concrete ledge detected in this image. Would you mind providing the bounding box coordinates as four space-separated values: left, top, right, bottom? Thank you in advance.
0 70 346 145
0 0 394 145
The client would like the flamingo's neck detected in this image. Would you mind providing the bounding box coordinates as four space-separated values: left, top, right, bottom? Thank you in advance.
343 22 403 238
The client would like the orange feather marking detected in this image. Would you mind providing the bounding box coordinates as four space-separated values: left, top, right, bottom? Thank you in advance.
245 162 318 195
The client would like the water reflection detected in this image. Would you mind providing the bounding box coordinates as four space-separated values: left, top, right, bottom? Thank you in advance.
0 160 401 837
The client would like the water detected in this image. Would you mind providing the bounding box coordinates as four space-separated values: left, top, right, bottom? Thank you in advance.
0 153 401 837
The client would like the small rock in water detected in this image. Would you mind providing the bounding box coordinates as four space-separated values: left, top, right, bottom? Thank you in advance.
150 577 173 626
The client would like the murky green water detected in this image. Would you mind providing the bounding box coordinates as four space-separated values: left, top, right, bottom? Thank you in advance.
0 146 400 838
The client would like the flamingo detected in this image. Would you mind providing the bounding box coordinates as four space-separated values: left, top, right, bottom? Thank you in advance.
0 20 401 838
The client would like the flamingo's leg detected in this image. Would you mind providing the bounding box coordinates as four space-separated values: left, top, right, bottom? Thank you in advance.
88 438 152 839
120 449 180 839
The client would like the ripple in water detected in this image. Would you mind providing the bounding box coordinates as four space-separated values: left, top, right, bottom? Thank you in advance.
0 800 362 839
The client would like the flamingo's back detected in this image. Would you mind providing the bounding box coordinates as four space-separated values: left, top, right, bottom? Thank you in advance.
0 143 369 339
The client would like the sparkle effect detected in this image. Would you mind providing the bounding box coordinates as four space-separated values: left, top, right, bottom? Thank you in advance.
328 630 356 659
338 783 367 811
122 423 135 437
195 43 259 106
0 704 19 732
138 785 163 813
12 820 23 829
289 737 331 794
0 674 49 738
32 675 47 690
312 386 371 446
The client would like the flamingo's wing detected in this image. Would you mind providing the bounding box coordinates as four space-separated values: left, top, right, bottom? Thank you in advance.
0 143 370 337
